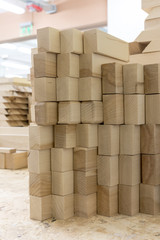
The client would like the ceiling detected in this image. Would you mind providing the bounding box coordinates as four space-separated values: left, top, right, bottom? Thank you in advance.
0 39 37 78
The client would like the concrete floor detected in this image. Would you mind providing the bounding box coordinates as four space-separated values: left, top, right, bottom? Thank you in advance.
0 169 160 240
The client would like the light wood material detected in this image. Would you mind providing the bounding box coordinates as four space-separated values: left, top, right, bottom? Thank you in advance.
58 102 80 124
103 94 124 125
129 42 146 55
78 77 102 101
52 194 74 220
142 0 160 13
119 155 140 186
75 193 96 217
136 29 160 43
35 102 57 126
30 195 52 221
34 77 56 102
98 185 118 217
140 184 160 215
97 155 118 186
80 53 125 78
102 63 123 94
145 18 160 30
143 40 160 53
120 125 140 155
37 27 60 53
84 29 129 61
124 95 145 125
56 77 78 101
28 150 51 174
129 51 160 65
119 184 139 216
6 151 28 170
140 124 160 154
57 53 79 78
81 101 103 124
0 153 5 169
52 171 74 196
51 148 73 172
0 147 16 153
74 170 97 195
29 172 52 197
73 147 97 171
144 64 160 94
123 63 144 94
142 154 160 185
29 125 54 150
34 52 56 78
76 124 98 148
61 29 83 54
146 94 160 123
146 6 160 19
55 125 76 148
0 135 29 150
98 125 119 156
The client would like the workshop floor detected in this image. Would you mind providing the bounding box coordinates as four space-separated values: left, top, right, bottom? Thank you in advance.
0 169 160 240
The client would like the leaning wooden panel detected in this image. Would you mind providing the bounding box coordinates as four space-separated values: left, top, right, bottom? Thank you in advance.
84 29 129 61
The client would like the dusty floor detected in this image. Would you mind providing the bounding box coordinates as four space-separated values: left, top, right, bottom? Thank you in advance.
0 169 160 240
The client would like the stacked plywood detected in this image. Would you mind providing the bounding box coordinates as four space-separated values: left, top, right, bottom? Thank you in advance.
29 27 129 221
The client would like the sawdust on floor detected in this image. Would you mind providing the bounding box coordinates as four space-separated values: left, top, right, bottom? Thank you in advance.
0 169 160 240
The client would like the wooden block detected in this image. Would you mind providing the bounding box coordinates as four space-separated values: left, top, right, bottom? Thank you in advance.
142 154 160 185
146 6 160 19
78 77 102 101
98 125 119 156
136 29 160 43
58 102 80 124
28 150 51 174
81 101 103 124
97 155 118 186
102 63 123 94
29 125 54 150
52 194 74 220
123 64 144 94
61 28 83 54
30 104 35 123
52 171 73 196
144 64 160 94
30 195 52 221
73 147 97 171
29 172 52 197
76 124 98 148
35 102 57 126
124 95 145 125
0 135 29 151
130 52 160 65
55 125 76 148
145 18 160 30
0 147 16 153
34 77 56 102
37 27 60 53
34 52 56 78
146 94 160 123
120 125 140 155
129 42 146 55
74 170 97 195
142 0 160 13
51 148 73 172
141 124 160 154
98 185 118 217
31 48 38 67
84 29 129 61
119 155 140 186
140 184 160 214
143 40 160 53
0 153 5 169
80 53 125 78
75 193 96 217
119 184 139 216
56 77 78 101
6 151 28 170
57 53 79 78
103 94 124 125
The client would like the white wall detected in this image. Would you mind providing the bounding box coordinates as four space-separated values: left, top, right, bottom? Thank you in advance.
108 0 148 42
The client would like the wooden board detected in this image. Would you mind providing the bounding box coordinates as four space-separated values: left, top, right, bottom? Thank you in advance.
142 0 160 13
51 148 73 172
52 194 74 220
136 29 160 43
52 171 74 196
57 77 78 101
58 102 80 124
145 18 160 30
0 134 29 150
0 121 28 127
0 108 28 115
75 193 96 217
81 101 103 124
0 103 28 109
0 96 28 104
84 29 129 62
0 147 16 153
55 125 76 148
130 51 160 65
0 115 28 121
76 124 98 148
146 6 160 19
143 40 160 53
6 151 28 170
35 102 57 126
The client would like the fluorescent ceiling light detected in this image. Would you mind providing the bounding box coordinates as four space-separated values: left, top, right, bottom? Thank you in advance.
0 0 25 14
1 61 30 70
18 47 31 55
0 43 17 50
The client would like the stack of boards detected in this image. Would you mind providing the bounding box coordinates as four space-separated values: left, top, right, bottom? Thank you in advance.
0 147 28 170
29 20 160 221
0 78 31 127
